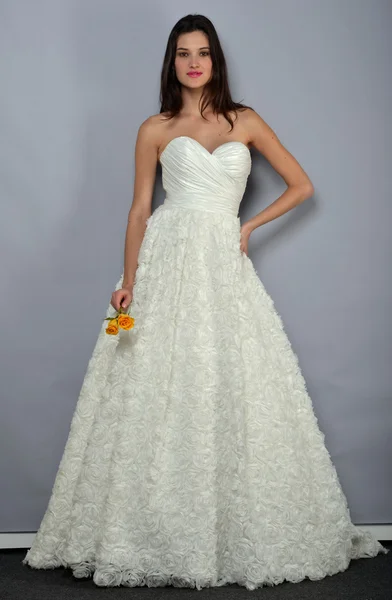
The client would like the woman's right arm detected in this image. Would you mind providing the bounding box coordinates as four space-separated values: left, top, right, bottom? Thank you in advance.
111 118 159 310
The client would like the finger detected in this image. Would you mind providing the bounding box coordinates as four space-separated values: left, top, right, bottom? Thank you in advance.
114 296 121 311
122 292 132 308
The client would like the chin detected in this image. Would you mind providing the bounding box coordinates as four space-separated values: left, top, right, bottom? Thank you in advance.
183 78 207 87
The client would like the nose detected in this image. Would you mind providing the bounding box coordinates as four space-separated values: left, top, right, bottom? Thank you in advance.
189 55 200 69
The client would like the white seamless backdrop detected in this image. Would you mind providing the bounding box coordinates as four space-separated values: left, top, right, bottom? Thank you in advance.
0 0 391 533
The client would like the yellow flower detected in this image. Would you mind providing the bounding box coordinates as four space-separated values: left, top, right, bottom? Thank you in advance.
105 318 119 335
118 314 135 331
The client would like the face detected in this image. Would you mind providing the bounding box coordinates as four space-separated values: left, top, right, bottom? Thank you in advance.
173 30 213 88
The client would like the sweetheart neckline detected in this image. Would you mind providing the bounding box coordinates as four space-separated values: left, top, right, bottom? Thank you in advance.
158 135 251 163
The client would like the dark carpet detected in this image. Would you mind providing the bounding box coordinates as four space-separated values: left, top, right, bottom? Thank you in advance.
0 544 391 600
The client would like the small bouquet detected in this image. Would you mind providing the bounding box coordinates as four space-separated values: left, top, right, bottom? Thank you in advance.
104 306 135 335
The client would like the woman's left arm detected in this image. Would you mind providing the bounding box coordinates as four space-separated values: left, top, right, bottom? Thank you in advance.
240 109 314 255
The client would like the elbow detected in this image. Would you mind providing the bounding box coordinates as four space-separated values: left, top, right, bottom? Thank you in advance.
297 180 314 203
128 207 151 225
306 180 315 198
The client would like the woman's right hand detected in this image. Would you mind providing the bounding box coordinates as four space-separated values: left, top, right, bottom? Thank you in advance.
110 285 133 312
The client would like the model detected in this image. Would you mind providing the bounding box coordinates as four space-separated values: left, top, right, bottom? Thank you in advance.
23 13 388 591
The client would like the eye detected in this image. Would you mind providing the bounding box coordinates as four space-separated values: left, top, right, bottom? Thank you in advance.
176 51 210 57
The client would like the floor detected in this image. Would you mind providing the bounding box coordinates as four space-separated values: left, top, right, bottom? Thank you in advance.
0 544 391 600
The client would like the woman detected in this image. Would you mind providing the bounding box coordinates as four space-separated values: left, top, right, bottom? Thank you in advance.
23 13 388 591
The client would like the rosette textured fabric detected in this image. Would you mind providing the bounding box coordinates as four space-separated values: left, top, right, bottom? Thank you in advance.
23 136 388 590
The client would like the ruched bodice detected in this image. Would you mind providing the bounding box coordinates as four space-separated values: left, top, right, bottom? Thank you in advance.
159 136 252 216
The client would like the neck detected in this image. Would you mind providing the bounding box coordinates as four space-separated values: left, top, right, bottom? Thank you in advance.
180 86 213 118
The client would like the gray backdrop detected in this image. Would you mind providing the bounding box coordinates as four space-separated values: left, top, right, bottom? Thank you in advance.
1 0 391 532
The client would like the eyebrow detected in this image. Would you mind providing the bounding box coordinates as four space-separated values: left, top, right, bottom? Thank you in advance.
176 46 210 51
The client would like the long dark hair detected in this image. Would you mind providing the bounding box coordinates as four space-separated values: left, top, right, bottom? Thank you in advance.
159 14 253 132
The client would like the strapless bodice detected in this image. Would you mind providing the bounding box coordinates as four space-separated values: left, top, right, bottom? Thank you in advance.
159 136 252 216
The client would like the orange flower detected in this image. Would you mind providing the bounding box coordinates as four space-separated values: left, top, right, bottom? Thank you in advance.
105 318 119 335
118 314 135 331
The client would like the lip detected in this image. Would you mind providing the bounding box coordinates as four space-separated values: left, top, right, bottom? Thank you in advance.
187 71 203 78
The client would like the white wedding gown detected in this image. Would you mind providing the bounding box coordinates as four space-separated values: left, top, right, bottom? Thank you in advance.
23 136 388 590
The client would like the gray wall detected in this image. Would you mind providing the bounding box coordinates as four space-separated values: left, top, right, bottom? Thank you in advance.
1 0 391 531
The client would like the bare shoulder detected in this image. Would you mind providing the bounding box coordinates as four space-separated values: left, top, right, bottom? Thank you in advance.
136 112 172 158
233 106 254 122
240 108 314 193
228 107 257 144
136 113 162 144
238 107 275 142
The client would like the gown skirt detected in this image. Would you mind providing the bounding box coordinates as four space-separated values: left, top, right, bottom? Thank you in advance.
22 136 388 590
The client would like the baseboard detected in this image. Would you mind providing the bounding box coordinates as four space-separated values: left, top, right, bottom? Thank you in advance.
1 526 391 550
